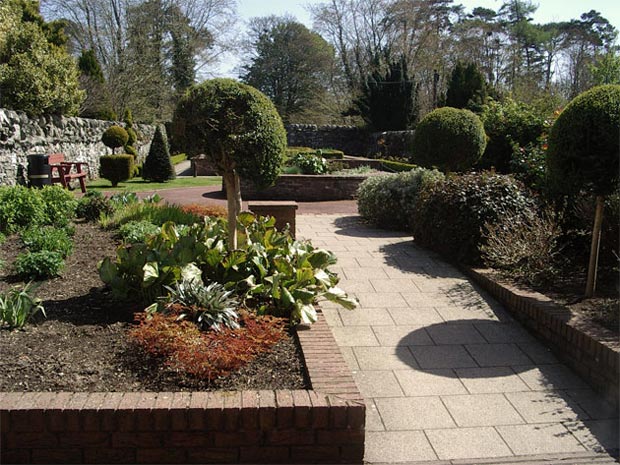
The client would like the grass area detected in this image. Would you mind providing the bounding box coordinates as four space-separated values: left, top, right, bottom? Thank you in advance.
87 176 222 192
170 153 187 165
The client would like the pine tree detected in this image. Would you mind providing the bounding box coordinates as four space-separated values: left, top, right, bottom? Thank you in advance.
445 62 488 111
142 125 175 182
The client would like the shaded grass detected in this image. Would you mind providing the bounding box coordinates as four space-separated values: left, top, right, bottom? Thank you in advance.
87 176 222 192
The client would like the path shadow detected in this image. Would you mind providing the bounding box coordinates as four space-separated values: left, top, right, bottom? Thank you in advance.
392 318 619 456
333 216 409 239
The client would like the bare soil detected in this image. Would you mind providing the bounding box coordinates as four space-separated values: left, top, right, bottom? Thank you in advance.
0 222 308 392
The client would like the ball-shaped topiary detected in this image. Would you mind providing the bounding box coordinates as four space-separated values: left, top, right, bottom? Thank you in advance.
102 125 129 154
142 125 175 183
410 107 487 172
547 85 620 197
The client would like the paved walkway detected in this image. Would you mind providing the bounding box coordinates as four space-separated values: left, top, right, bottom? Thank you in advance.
297 214 619 464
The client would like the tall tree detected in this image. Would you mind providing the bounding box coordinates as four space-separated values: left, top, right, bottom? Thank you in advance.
445 61 487 111
241 16 334 123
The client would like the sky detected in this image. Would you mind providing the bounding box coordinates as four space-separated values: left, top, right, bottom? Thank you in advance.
215 0 620 77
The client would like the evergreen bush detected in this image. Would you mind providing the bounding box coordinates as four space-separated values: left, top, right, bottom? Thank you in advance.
410 107 487 173
142 125 175 182
102 126 129 154
100 155 134 186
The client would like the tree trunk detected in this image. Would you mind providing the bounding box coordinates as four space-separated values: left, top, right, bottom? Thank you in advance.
223 170 242 250
585 195 605 298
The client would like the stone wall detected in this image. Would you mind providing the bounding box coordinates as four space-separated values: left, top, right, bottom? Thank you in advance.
285 124 414 158
0 108 156 186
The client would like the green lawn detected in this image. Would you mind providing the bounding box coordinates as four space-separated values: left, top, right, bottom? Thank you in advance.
87 176 222 192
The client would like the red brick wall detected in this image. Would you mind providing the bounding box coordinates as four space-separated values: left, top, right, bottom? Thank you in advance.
240 175 368 201
466 268 619 408
0 311 365 464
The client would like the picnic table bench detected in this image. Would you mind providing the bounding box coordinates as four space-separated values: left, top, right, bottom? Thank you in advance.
49 153 88 193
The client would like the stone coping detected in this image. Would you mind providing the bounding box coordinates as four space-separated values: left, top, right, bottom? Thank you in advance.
465 267 619 408
0 310 365 464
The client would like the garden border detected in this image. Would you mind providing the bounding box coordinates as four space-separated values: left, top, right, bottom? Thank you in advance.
0 309 365 464
465 267 619 408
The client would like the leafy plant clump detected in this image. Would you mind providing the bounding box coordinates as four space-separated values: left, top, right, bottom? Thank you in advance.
101 125 129 154
288 152 328 174
357 168 444 230
142 125 175 183
118 220 161 243
410 106 487 173
21 226 73 258
0 283 46 329
413 172 537 264
129 310 285 382
76 191 115 221
14 250 65 279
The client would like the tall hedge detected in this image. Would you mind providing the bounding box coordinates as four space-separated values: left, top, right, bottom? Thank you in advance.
142 125 175 183
410 107 487 173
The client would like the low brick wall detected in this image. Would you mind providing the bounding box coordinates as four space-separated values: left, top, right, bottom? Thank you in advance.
241 175 368 201
0 311 365 464
466 268 620 408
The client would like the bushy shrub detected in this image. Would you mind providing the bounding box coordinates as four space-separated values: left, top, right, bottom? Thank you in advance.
288 153 328 174
38 185 78 228
76 191 114 221
142 125 175 182
357 168 444 230
480 98 546 173
14 250 65 279
21 226 73 257
413 172 537 264
410 107 487 172
0 185 46 233
100 202 199 229
101 125 129 154
481 209 563 285
100 155 134 187
118 220 161 243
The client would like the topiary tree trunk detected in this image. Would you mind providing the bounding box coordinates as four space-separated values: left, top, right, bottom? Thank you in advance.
585 196 605 297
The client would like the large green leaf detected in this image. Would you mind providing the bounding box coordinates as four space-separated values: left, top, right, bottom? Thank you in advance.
324 287 358 310
142 262 159 285
98 258 116 284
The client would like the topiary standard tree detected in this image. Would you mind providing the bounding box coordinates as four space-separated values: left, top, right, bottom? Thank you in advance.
142 125 175 183
101 125 129 154
410 107 487 173
123 108 138 157
547 84 620 297
172 78 286 248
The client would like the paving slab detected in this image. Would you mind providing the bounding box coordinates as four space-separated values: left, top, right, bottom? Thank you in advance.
426 323 487 345
505 391 590 424
352 370 405 398
425 427 513 460
465 343 533 367
394 368 468 396
353 346 419 371
339 307 395 326
410 345 478 369
372 325 434 346
375 396 456 430
365 431 438 463
496 423 586 455
441 393 525 427
455 367 531 394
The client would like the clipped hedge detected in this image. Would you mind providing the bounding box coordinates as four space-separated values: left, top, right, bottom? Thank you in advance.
413 172 537 264
379 159 417 172
100 155 134 187
410 107 487 172
357 168 444 230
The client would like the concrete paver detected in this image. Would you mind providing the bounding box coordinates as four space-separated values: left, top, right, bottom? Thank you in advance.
297 215 618 464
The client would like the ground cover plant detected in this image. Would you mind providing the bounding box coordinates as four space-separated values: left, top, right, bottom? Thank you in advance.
86 175 222 192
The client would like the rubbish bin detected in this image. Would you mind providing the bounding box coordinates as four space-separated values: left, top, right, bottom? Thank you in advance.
27 154 51 188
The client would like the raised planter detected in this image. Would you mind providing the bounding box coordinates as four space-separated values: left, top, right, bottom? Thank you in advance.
240 174 369 202
465 268 620 408
0 310 365 464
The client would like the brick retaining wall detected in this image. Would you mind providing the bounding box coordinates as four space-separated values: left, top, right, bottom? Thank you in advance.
241 175 369 201
466 268 619 408
0 310 365 464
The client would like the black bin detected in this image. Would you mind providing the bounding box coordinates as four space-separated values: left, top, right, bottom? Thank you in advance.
27 154 51 188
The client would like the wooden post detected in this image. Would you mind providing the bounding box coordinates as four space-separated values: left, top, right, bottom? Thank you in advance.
585 195 605 298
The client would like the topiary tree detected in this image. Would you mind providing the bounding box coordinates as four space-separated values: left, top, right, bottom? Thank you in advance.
102 125 129 154
123 108 138 156
172 78 286 248
547 84 620 297
142 125 175 183
410 107 487 173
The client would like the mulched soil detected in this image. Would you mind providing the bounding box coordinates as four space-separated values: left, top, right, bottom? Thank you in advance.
0 222 308 392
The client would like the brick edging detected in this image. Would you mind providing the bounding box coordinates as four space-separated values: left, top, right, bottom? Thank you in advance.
0 311 365 464
465 267 619 407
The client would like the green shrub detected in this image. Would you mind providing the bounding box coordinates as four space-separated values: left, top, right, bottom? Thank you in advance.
170 153 187 165
142 125 175 182
0 232 5 245
410 107 487 172
100 155 134 187
76 191 114 221
289 153 328 174
118 220 161 243
38 185 78 228
413 172 537 264
0 185 46 233
479 98 546 173
101 202 199 229
357 168 444 230
14 250 65 279
315 148 344 159
379 159 417 172
21 226 73 257
124 144 138 157
0 283 46 329
102 125 129 154
547 85 620 197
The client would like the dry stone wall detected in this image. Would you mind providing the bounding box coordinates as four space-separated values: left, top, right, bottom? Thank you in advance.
0 108 156 186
